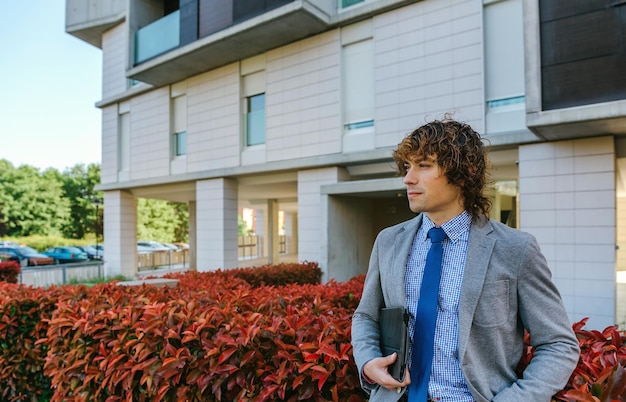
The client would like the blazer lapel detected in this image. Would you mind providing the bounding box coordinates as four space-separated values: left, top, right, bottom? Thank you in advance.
458 217 495 361
388 215 422 307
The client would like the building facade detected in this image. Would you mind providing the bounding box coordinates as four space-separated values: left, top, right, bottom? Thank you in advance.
65 0 626 329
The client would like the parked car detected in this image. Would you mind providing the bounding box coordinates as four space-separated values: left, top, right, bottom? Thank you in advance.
137 244 154 253
137 241 171 252
161 242 180 250
0 241 21 247
0 246 55 267
42 246 89 264
0 250 21 264
74 245 102 260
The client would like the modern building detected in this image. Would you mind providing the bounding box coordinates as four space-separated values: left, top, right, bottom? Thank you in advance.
65 0 626 330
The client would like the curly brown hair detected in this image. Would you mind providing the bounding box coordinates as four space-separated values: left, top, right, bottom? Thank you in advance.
392 117 492 220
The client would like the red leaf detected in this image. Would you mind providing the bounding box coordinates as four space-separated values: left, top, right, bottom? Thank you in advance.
218 347 237 365
310 365 329 375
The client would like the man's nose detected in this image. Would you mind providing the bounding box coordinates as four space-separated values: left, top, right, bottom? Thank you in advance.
403 170 417 185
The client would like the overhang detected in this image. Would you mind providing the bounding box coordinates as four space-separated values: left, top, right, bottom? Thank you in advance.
127 1 332 87
526 100 626 141
65 0 126 50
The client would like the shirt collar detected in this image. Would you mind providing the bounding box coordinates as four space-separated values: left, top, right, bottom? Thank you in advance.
420 211 472 242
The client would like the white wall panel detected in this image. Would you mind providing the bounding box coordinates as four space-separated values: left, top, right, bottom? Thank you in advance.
374 0 483 149
519 137 616 329
102 22 127 99
186 64 240 171
265 31 341 162
100 105 118 184
129 88 170 179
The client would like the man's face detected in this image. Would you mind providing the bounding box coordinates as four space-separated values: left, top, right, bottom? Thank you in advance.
402 155 464 225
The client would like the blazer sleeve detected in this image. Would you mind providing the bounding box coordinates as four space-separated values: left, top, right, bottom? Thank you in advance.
493 234 580 401
351 230 386 393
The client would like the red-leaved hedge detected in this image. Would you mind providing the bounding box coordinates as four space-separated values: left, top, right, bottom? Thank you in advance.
165 261 322 289
1 260 626 401
0 282 62 401
0 260 20 283
517 318 626 401
41 267 366 401
547 318 625 401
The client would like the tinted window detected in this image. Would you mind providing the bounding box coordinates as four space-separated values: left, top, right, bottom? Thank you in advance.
19 247 39 256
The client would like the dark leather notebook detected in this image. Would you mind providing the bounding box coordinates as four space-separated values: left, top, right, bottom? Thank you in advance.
379 306 410 382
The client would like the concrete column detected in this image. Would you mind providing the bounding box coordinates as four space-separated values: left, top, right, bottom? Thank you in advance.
284 212 298 254
268 199 280 263
196 178 238 271
103 190 137 279
255 207 266 258
188 201 197 269
519 136 615 329
297 167 349 280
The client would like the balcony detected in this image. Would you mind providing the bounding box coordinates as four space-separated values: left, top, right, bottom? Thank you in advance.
135 10 180 64
128 1 333 87
66 0 424 89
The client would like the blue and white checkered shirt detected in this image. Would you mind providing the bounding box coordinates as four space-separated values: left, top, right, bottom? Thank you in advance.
405 211 474 401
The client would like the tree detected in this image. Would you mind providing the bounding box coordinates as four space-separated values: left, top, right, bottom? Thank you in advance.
0 160 70 237
0 159 192 243
171 202 189 242
58 163 102 239
137 198 188 243
238 216 251 236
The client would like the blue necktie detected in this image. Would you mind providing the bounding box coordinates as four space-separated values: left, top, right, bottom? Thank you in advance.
409 227 447 402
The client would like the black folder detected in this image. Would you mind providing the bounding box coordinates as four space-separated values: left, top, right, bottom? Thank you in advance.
379 306 410 382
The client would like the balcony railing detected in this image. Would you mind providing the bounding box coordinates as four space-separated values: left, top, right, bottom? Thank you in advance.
238 235 287 259
19 261 104 287
239 235 260 259
135 10 180 64
137 249 189 271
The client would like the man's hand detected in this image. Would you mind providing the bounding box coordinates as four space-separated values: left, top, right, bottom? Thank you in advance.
363 352 411 390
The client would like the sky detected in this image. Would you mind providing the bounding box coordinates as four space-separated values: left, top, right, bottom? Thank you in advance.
0 1 103 172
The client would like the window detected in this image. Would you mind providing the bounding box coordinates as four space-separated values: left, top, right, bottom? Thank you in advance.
246 93 266 146
341 0 365 8
345 120 374 130
118 103 130 173
241 56 266 151
171 92 187 157
174 131 187 156
484 0 524 107
342 35 374 131
341 20 375 152
483 0 526 134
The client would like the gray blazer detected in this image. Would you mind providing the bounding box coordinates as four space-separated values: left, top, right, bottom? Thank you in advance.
351 214 580 402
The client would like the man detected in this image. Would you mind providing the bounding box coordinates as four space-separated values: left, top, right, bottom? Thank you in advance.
351 118 580 401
